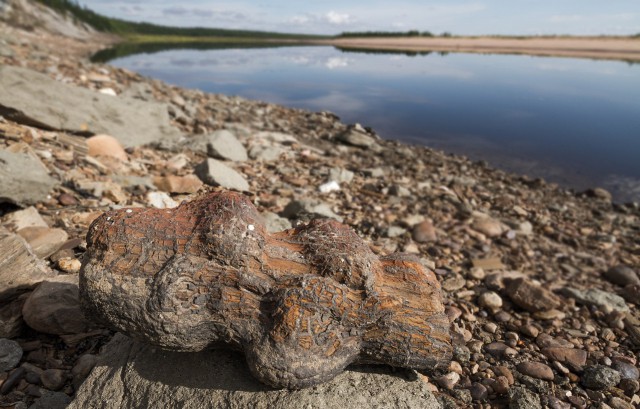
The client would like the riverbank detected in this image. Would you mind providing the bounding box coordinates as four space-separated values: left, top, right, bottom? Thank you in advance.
325 36 640 62
1 8 639 409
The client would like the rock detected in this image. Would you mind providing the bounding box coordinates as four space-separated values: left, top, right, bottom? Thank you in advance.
205 130 248 162
493 375 511 394
318 180 340 193
17 227 68 259
1 207 48 232
22 275 94 335
508 386 542 409
0 366 25 395
485 342 516 359
40 368 66 391
581 365 621 390
436 372 460 390
86 134 127 161
389 184 411 197
541 347 587 369
472 216 504 237
337 124 378 149
248 145 285 161
328 167 354 184
472 257 506 271
0 295 27 338
469 382 488 401
0 228 53 303
441 275 466 292
0 66 181 147
562 287 629 312
28 391 71 409
261 212 292 233
56 257 81 274
146 192 178 209
69 334 442 409
386 226 407 238
79 192 452 389
282 198 343 222
611 359 639 380
71 354 97 389
195 158 249 191
478 291 503 311
0 150 57 206
153 175 203 194
604 265 639 286
0 338 23 371
505 278 562 312
587 187 613 201
608 397 634 409
516 362 554 381
412 220 437 243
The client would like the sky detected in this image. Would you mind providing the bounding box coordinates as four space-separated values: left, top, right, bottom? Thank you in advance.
78 1 640 36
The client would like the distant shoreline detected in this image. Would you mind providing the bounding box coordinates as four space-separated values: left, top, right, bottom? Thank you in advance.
318 36 640 62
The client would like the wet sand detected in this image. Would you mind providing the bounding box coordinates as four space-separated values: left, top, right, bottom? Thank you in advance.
323 36 640 62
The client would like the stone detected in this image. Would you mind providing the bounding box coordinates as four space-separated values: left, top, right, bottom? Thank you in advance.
0 150 57 206
581 365 621 390
1 207 48 232
604 265 639 286
0 228 53 303
261 212 292 233
0 295 27 338
71 354 97 389
541 347 587 369
412 220 437 243
337 124 378 149
86 134 127 161
472 257 505 271
508 386 542 409
153 175 203 194
469 382 488 401
612 359 639 380
195 158 249 192
478 291 503 311
436 372 460 390
505 278 562 312
17 227 68 259
0 66 181 147
0 338 22 371
28 391 71 409
205 130 248 162
40 369 66 391
608 397 634 409
493 375 511 394
69 334 442 409
22 275 94 335
146 192 178 209
248 145 285 161
80 191 452 389
56 257 81 274
472 216 504 237
516 362 554 381
282 198 343 222
318 180 340 193
562 287 629 312
328 167 354 184
386 226 407 238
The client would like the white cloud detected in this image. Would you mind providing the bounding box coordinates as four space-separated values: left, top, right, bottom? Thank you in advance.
325 11 353 25
325 57 349 69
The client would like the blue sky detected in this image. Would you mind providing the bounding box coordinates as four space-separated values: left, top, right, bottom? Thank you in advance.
78 1 640 35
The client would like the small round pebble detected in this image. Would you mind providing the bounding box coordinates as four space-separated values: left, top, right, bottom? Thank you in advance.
57 257 82 274
0 338 23 372
41 369 67 391
604 264 639 286
581 365 621 390
517 362 554 381
469 383 488 400
478 291 503 310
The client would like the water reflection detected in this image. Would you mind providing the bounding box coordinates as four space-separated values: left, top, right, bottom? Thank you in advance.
100 44 640 202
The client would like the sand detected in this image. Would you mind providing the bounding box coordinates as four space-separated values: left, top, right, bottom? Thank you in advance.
322 36 640 62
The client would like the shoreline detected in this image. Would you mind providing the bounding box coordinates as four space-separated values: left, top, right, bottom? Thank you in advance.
321 36 640 62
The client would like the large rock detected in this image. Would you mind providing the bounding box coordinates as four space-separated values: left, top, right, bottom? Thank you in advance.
0 294 28 338
0 66 181 147
206 130 248 162
0 150 57 206
0 228 53 303
69 334 442 409
194 158 249 191
22 275 94 335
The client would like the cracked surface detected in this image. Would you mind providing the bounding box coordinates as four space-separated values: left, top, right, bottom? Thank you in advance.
80 191 452 389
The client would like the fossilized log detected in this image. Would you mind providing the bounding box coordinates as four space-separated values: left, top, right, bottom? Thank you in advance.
80 191 452 389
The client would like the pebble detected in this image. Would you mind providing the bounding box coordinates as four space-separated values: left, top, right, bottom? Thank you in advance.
581 365 621 390
146 191 178 209
468 383 488 400
604 264 639 286
477 291 503 311
541 347 587 369
505 277 561 312
0 338 23 371
435 371 460 390
562 287 629 312
205 130 248 162
28 390 72 409
608 397 635 409
611 359 639 380
86 134 127 161
194 158 249 192
40 368 66 391
508 386 542 409
153 175 203 194
411 220 437 243
56 257 81 274
0 366 25 394
472 216 504 237
516 362 554 381
441 275 466 292
492 375 510 394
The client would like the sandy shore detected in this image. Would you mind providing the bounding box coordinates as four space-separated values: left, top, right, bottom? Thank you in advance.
324 36 640 62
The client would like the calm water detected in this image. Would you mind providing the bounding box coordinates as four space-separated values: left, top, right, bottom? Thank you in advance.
106 46 640 202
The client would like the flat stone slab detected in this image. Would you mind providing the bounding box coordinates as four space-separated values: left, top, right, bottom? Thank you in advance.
0 65 181 147
69 334 442 409
0 150 57 206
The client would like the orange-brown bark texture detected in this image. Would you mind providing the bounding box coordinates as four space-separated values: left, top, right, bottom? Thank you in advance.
80 190 452 389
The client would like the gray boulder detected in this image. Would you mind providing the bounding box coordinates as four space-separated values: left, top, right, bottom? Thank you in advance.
195 158 249 192
69 334 441 409
0 65 181 147
206 130 248 162
0 150 57 206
